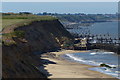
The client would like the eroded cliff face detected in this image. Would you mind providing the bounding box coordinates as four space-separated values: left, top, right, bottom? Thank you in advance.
2 20 73 78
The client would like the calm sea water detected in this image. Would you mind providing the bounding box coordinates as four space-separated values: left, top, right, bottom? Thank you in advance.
64 22 119 78
67 21 118 38
62 51 120 79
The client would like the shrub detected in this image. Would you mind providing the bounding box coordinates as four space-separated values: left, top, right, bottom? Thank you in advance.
3 30 25 38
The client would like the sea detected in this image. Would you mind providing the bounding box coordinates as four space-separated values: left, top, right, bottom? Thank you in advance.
67 21 118 39
62 51 120 79
64 21 119 79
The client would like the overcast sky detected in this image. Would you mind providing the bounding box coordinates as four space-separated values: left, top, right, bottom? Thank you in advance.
2 2 118 14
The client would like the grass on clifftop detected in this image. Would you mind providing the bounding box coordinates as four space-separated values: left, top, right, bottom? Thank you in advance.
2 14 57 46
2 14 57 29
2 19 26 29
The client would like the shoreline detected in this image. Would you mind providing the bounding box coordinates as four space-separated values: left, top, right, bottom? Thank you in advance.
40 50 118 79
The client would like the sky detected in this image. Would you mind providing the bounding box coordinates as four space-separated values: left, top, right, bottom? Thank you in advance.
2 0 120 2
2 2 118 14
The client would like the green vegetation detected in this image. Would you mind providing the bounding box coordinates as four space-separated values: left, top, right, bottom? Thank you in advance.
2 19 26 28
55 14 117 22
60 37 73 48
3 14 56 20
3 30 25 38
2 30 25 45
2 14 57 29
2 13 57 45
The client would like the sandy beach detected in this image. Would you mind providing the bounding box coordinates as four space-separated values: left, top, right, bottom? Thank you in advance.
40 50 118 79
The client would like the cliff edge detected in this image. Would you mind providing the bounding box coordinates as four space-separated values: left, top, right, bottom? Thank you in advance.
2 19 73 78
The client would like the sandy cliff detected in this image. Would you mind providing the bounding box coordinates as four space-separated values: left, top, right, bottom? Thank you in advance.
2 19 73 78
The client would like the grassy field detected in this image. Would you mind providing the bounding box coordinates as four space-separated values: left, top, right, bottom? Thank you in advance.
2 19 26 29
1 14 57 45
2 14 57 30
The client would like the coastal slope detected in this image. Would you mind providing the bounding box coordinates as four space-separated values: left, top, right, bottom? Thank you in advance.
2 19 73 78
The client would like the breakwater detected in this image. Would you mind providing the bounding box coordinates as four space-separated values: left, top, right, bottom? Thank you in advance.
72 34 119 54
65 21 119 54
88 43 120 54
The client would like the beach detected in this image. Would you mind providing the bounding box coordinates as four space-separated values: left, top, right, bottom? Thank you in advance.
40 50 118 79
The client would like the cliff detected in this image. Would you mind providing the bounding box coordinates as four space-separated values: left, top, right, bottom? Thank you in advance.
2 19 73 78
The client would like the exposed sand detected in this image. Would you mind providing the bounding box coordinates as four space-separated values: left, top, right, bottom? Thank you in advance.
41 50 118 79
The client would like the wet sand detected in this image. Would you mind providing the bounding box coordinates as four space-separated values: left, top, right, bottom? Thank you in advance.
41 50 118 79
